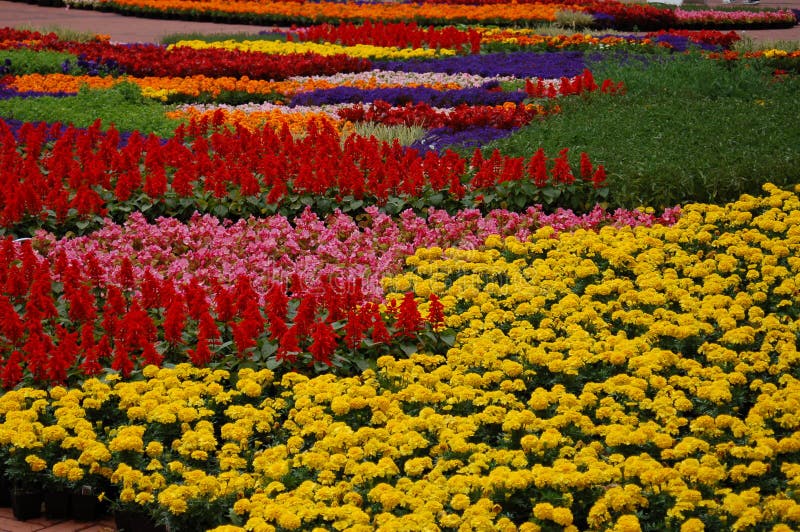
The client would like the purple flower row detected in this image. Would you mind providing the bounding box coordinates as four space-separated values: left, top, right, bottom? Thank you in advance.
372 51 587 79
289 85 526 107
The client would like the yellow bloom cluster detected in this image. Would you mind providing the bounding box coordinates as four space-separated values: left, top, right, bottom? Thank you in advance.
170 39 455 60
2 184 800 530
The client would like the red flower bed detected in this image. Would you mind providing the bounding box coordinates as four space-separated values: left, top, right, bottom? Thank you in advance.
0 237 443 387
0 118 608 237
0 31 372 81
290 20 482 54
339 70 624 130
644 29 741 49
338 101 549 130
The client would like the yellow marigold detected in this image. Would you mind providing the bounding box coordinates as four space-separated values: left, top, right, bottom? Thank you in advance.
613 514 642 532
680 518 705 531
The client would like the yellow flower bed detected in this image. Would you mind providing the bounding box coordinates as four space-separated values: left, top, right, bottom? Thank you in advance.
170 39 456 60
2 184 800 531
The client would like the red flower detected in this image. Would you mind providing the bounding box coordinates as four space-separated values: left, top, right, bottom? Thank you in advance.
394 292 422 339
427 294 445 332
579 152 593 180
368 303 392 344
111 342 134 378
592 165 608 189
188 334 212 367
309 320 338 366
0 294 24 342
79 325 104 377
527 148 548 188
49 326 78 384
231 318 260 357
277 324 301 364
1 350 23 389
163 295 186 345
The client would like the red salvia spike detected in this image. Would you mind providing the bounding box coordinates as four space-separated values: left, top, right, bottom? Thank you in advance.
1 350 24 390
140 270 161 310
583 69 598 91
141 342 163 368
49 326 78 384
592 165 608 189
308 320 338 367
470 148 483 169
198 310 221 344
276 325 300 364
111 342 134 378
427 294 446 332
580 152 593 180
368 303 392 344
0 294 25 343
394 292 422 339
343 308 366 350
188 333 212 367
163 295 187 345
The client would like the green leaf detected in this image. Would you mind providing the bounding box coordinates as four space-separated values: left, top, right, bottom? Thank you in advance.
400 343 418 356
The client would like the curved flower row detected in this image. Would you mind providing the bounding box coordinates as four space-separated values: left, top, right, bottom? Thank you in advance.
0 118 610 237
169 38 457 60
674 7 797 28
165 105 347 136
4 72 474 101
1 184 798 531
289 21 482 54
100 0 572 25
0 200 677 387
0 33 373 81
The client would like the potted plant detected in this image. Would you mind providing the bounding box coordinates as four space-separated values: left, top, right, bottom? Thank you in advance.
48 457 109 521
5 452 46 521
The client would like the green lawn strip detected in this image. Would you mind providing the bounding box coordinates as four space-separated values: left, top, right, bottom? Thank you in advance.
0 82 181 137
0 49 77 75
488 53 800 210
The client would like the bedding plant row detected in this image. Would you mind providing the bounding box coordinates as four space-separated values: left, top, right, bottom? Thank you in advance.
0 7 799 532
13 0 799 31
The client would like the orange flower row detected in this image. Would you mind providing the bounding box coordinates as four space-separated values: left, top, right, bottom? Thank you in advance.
165 107 349 136
478 30 636 48
8 73 464 99
106 0 575 23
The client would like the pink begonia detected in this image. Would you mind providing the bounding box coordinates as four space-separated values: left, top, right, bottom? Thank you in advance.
35 205 679 306
674 8 796 24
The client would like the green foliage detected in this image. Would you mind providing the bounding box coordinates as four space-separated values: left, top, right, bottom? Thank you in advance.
350 123 428 146
10 23 100 42
554 9 596 30
487 53 800 210
0 82 181 138
0 49 77 75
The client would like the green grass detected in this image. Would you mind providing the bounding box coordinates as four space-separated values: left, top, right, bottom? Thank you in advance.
0 83 181 137
733 37 800 53
0 49 77 75
486 53 800 210
9 24 102 42
350 123 427 146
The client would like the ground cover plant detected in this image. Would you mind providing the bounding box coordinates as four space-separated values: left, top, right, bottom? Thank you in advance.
0 2 799 531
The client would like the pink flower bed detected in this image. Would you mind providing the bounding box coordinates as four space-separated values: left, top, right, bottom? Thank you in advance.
33 205 680 306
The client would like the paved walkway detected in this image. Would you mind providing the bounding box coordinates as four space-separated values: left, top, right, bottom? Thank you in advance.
0 507 113 532
0 0 798 43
